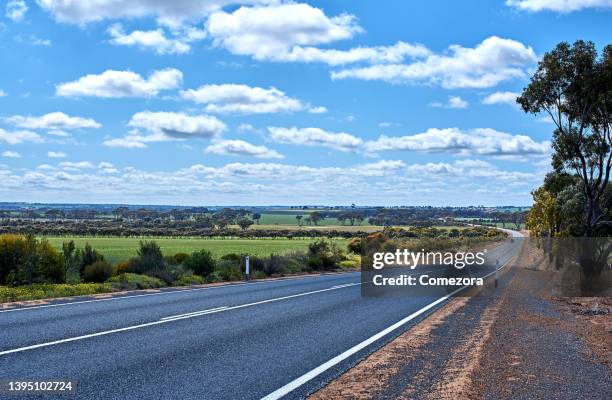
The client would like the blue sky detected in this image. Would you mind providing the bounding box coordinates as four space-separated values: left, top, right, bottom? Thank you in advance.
0 0 610 206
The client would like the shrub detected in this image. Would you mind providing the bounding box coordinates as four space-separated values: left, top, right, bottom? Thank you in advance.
174 274 205 286
106 273 165 290
184 250 216 277
79 243 104 273
347 237 362 254
82 260 115 283
216 259 243 281
173 253 190 264
115 261 130 275
0 283 112 303
145 269 174 284
127 241 166 274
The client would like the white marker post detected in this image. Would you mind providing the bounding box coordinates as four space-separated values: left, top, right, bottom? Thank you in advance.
245 255 250 281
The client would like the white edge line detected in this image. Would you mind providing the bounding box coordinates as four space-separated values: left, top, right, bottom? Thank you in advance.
0 272 360 314
260 255 516 400
0 283 361 357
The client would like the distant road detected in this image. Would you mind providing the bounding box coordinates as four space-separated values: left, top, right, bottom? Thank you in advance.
0 234 522 400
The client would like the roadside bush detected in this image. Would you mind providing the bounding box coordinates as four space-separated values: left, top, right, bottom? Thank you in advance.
174 274 205 286
0 234 65 285
145 269 174 284
115 261 130 275
173 253 190 264
216 259 243 281
128 241 165 274
347 237 362 254
0 283 111 303
220 253 241 263
82 260 115 283
106 273 165 290
184 250 216 277
79 243 105 274
307 239 344 271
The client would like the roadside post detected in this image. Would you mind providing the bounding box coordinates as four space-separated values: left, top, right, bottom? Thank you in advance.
495 259 500 288
245 255 250 281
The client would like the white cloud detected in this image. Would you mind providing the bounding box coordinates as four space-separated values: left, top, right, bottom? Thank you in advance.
506 0 612 12
128 111 226 138
0 128 43 145
103 137 148 149
268 127 363 152
332 36 537 89
16 34 52 46
431 96 468 109
365 127 550 157
6 0 27 22
56 68 183 98
48 151 67 158
482 91 519 107
308 106 328 114
207 3 359 58
180 84 314 114
107 23 199 54
5 112 101 130
206 4 430 66
205 139 284 158
37 0 275 27
0 90 6 97
47 130 70 137
59 161 95 170
104 111 226 148
1 150 21 158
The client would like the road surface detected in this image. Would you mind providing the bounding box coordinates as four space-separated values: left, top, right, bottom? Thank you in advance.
0 236 522 399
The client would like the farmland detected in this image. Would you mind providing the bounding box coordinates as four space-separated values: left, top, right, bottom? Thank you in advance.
44 236 350 264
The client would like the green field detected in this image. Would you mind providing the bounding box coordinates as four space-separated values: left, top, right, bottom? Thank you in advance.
45 237 349 265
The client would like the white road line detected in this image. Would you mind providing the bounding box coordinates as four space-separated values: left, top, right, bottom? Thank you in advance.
160 306 228 321
0 273 359 314
260 255 517 400
0 283 361 357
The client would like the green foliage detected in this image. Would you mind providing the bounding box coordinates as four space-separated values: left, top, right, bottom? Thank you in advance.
174 274 205 286
79 243 105 274
0 234 64 285
106 273 165 290
215 259 243 281
82 260 115 283
307 238 344 270
184 249 216 277
0 283 112 303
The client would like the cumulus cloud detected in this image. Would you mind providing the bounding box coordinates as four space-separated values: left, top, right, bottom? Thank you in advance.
48 151 67 158
482 91 519 107
180 84 316 114
37 0 275 27
365 127 550 157
332 36 537 89
104 111 226 148
59 161 95 170
205 139 284 158
0 128 43 145
107 23 205 54
206 3 430 66
6 0 27 22
430 96 468 109
268 127 363 152
56 68 183 98
128 111 226 138
1 150 21 158
207 3 359 58
506 0 612 12
1 158 541 205
5 112 101 130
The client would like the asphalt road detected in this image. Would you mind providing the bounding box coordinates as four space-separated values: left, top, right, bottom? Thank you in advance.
0 235 522 400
